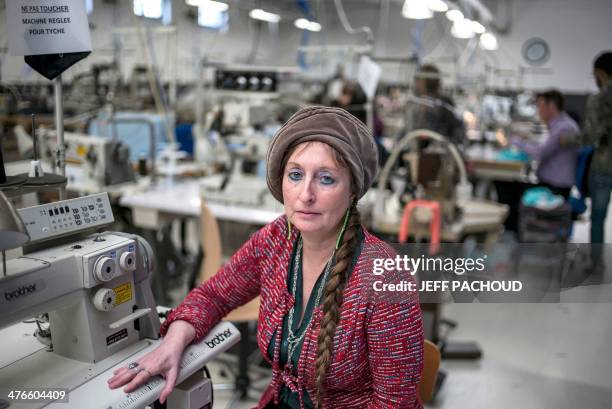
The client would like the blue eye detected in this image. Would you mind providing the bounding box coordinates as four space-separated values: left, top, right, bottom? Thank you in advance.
320 175 335 185
288 171 302 181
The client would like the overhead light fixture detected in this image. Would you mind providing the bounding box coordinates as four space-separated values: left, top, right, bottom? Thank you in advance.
446 9 463 22
249 9 281 23
186 0 228 12
425 0 448 13
479 32 498 50
451 18 475 39
402 0 433 19
134 0 163 19
469 20 486 34
294 18 321 32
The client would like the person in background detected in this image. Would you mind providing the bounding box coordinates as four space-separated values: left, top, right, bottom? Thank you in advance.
331 80 368 124
582 51 612 270
511 89 580 199
407 64 465 147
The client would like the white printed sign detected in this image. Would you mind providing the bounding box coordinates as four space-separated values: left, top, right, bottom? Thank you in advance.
357 55 382 100
5 0 92 56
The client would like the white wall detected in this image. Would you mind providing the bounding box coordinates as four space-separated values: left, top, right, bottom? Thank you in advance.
487 0 612 92
0 0 611 93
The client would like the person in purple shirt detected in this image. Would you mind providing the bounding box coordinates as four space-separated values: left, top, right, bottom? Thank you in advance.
511 89 580 198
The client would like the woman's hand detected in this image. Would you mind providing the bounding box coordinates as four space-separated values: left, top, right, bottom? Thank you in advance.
107 320 196 404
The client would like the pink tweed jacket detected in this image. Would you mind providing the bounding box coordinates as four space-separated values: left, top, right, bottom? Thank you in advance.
161 216 424 408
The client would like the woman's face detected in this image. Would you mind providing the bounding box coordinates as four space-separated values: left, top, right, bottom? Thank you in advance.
282 142 352 239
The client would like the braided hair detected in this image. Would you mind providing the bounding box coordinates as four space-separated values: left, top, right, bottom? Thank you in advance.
314 203 361 408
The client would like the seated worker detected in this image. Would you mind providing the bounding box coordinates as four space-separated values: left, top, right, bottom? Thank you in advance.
108 106 424 408
407 64 465 147
510 89 580 199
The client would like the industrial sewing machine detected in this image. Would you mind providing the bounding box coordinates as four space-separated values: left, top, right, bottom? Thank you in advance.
370 129 507 247
38 129 136 191
199 136 282 211
0 193 240 408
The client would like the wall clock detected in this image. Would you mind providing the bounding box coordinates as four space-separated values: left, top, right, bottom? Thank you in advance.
522 38 550 65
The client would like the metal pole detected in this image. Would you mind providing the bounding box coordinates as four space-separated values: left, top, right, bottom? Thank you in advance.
169 27 177 109
54 75 65 177
54 74 66 200
195 60 204 129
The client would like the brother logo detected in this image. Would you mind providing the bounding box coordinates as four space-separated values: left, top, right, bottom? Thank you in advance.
205 329 233 349
4 283 37 301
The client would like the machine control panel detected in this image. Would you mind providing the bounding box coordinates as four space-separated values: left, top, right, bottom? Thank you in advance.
18 193 114 243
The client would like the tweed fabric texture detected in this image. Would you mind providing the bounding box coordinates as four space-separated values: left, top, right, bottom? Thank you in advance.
161 216 423 408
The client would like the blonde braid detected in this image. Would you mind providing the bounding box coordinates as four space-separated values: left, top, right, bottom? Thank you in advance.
314 204 361 408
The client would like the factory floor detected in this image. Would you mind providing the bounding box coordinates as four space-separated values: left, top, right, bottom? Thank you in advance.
207 303 612 409
170 218 612 409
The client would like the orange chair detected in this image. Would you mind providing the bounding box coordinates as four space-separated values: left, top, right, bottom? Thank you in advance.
198 201 260 322
398 199 442 255
198 200 264 405
419 339 441 403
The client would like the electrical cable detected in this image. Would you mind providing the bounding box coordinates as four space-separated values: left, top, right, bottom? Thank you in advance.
133 21 165 116
376 0 391 56
246 14 263 65
132 16 176 143
333 0 375 45
296 0 313 70
422 16 453 60
145 27 170 112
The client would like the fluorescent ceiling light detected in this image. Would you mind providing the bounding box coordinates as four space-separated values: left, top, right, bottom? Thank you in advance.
469 20 486 34
402 0 433 19
249 9 281 23
85 0 94 14
308 21 322 31
425 0 448 13
186 0 228 12
197 4 227 29
134 0 162 19
446 9 463 22
294 18 321 32
479 32 498 50
451 18 475 39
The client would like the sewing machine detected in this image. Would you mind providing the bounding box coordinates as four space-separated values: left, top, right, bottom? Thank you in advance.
38 130 136 191
370 129 507 247
0 193 240 408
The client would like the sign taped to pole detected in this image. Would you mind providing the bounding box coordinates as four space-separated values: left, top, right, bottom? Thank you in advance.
5 0 92 56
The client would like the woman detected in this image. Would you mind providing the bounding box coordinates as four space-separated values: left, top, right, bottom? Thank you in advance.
108 106 424 408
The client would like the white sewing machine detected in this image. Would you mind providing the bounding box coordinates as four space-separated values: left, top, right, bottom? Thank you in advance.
369 129 507 246
0 193 240 408
38 130 136 192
